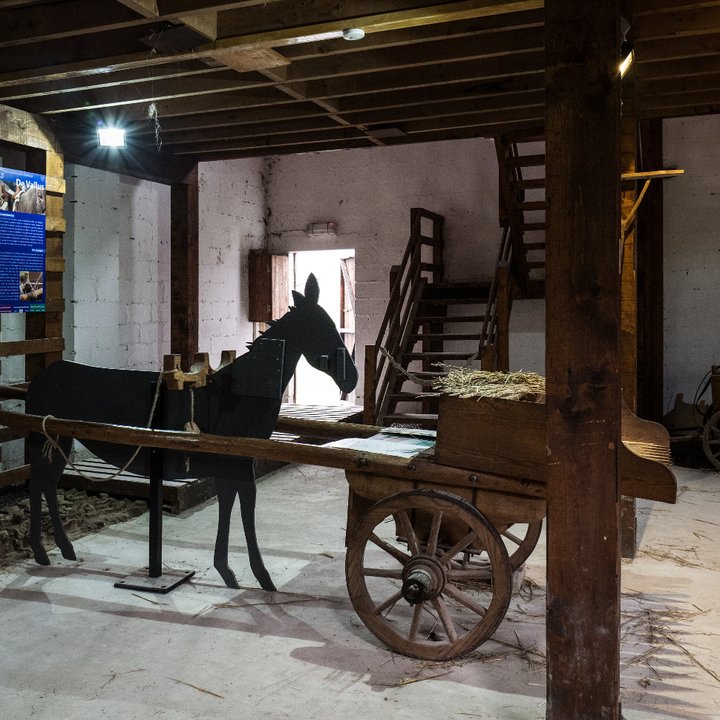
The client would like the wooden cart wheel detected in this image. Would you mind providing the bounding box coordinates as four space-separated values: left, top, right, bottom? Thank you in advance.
499 521 543 571
346 489 512 661
702 410 720 469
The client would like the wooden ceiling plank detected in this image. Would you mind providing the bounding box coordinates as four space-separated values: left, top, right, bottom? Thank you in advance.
635 6 720 41
211 0 544 50
0 65 225 102
282 25 543 82
636 32 720 63
21 45 544 115
293 50 544 100
280 7 543 59
0 0 143 47
637 54 720 81
641 77 720 102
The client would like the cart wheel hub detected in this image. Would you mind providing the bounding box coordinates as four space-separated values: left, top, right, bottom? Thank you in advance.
402 556 446 605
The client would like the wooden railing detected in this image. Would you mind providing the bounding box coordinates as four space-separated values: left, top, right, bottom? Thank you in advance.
478 225 513 371
363 208 444 424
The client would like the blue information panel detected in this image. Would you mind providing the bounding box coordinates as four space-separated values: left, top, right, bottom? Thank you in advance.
0 167 46 313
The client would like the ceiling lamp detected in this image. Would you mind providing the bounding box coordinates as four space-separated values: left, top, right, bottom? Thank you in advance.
342 27 365 41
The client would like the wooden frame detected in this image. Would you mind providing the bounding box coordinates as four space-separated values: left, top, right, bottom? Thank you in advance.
0 104 65 489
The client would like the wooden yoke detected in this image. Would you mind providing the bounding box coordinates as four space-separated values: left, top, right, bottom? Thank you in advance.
162 350 237 390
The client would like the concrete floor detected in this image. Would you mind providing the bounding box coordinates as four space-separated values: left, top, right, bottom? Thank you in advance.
0 463 718 720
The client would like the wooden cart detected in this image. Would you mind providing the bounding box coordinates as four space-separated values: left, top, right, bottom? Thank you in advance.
701 366 720 469
0 394 677 662
337 395 677 661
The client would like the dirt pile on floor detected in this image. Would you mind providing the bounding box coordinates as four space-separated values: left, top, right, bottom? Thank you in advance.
0 486 147 569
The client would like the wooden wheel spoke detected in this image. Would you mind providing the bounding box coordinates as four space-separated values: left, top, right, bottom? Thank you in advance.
443 582 488 617
369 532 410 565
447 565 492 582
501 529 523 546
362 567 404 579
396 511 421 555
373 589 404 616
439 530 478 564
408 601 424 641
426 510 443 556
431 596 458 642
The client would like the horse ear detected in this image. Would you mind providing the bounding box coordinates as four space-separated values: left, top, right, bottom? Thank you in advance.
291 289 304 307
304 273 320 305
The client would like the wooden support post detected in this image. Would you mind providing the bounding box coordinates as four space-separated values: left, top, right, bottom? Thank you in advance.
170 166 199 370
363 344 377 425
621 114 638 558
637 120 665 422
545 1 622 718
496 263 510 372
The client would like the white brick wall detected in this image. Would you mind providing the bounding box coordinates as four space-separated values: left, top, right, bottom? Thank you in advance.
64 165 170 370
197 158 266 363
663 116 720 411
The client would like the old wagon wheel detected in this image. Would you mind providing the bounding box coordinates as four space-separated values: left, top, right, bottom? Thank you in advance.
702 410 720 469
346 489 512 661
499 521 543 571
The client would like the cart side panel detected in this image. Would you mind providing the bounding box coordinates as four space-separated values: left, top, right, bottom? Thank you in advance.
345 471 546 528
436 395 546 482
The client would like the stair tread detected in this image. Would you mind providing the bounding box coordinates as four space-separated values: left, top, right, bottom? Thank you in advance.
404 351 477 359
419 297 488 305
415 315 485 322
408 333 482 340
507 153 545 167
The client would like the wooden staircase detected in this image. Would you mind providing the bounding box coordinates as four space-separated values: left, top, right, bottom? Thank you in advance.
364 209 494 428
365 133 549 428
495 128 547 299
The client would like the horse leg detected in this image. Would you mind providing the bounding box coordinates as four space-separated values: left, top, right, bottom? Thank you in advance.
237 480 276 592
29 434 74 564
213 481 240 589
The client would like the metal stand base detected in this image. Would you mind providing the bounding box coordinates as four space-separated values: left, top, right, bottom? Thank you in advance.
115 569 195 594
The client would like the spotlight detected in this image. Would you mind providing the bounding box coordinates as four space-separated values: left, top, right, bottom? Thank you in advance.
619 40 634 78
97 127 126 148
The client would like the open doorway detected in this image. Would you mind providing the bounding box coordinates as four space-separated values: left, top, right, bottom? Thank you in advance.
289 249 355 405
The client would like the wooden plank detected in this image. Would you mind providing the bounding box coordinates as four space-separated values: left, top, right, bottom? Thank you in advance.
0 464 30 489
545 1 622 718
0 408 546 500
436 395 545 481
170 167 199 370
0 337 64 358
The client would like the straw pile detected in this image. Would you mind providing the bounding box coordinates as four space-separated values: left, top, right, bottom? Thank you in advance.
434 366 545 402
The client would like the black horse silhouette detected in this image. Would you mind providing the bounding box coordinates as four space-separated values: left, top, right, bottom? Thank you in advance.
25 274 357 590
